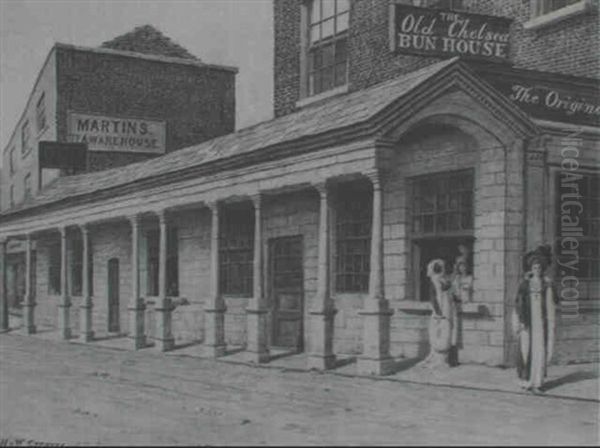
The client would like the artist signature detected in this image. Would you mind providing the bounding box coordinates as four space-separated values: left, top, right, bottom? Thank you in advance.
0 438 65 447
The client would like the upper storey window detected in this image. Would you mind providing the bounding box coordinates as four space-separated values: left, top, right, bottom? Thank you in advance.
36 92 47 132
308 0 349 96
21 120 31 157
525 0 592 29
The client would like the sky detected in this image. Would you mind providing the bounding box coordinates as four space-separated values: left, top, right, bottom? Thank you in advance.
0 0 274 160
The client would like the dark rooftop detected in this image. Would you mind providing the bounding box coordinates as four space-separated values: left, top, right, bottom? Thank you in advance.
101 25 200 61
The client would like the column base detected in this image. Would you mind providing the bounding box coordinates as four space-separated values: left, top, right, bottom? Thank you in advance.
356 356 396 376
358 299 394 376
80 299 94 343
245 307 269 363
154 337 175 352
307 306 337 370
79 331 95 343
202 344 227 358
58 300 72 341
203 306 226 358
241 350 271 364
307 353 337 370
22 300 36 335
22 325 37 335
128 301 147 350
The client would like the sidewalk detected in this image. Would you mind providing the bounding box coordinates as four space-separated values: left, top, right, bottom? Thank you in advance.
10 317 599 403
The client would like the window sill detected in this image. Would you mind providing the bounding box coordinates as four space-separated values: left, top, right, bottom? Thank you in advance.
523 0 592 30
397 301 486 315
295 84 349 109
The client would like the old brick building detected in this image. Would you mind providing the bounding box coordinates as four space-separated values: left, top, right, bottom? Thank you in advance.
0 1 598 373
0 25 236 313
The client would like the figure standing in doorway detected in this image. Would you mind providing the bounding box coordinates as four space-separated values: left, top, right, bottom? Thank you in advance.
513 245 557 394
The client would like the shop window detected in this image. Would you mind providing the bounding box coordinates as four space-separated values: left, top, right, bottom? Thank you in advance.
306 0 349 97
36 93 47 132
335 184 372 293
21 120 31 156
146 227 179 296
48 242 61 295
23 173 32 199
555 172 600 281
410 169 474 301
9 147 16 176
219 204 254 296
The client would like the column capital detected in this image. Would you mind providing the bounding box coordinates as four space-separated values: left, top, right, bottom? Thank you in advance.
59 226 68 238
250 193 262 208
365 170 382 189
156 209 167 225
206 200 219 212
312 180 329 197
128 214 141 225
78 223 90 234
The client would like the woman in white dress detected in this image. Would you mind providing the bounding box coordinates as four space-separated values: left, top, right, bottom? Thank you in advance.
514 254 556 394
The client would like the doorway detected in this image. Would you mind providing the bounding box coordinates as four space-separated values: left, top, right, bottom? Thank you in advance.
269 236 304 351
107 258 120 333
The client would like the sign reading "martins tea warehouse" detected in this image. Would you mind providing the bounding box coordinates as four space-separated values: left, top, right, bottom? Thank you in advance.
391 5 512 62
67 113 167 154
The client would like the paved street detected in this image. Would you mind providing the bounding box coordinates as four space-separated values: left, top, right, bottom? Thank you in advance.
0 334 598 446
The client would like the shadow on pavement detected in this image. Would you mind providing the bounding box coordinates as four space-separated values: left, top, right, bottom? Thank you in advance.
542 370 599 392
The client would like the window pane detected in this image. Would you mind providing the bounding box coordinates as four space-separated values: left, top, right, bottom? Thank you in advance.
337 0 350 13
335 63 347 86
321 67 334 91
337 11 349 32
335 38 347 63
322 18 335 39
322 42 335 67
310 24 320 44
311 0 321 24
322 0 335 19
310 48 322 70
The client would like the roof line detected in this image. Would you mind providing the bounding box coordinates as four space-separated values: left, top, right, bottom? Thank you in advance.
2 45 57 155
54 43 239 73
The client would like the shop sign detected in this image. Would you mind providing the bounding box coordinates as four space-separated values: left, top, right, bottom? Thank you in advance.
67 113 166 154
391 4 512 62
476 68 600 127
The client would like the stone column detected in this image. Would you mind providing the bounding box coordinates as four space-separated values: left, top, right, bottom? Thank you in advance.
154 211 174 351
22 235 36 334
58 227 72 340
79 225 94 342
308 182 337 370
0 239 8 332
244 194 269 363
128 215 146 349
357 171 395 376
203 202 227 357
525 141 547 251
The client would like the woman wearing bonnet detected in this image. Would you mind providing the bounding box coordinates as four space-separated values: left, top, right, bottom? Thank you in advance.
513 245 557 394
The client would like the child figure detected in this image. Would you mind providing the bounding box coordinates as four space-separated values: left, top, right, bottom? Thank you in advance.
452 259 473 304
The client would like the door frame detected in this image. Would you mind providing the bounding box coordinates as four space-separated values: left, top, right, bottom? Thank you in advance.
107 257 120 333
268 234 305 352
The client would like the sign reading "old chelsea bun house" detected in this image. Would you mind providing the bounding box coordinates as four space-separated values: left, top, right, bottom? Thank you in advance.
67 113 167 154
391 4 512 62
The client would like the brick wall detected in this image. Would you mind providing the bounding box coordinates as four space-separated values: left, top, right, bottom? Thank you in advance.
273 0 599 118
55 46 236 172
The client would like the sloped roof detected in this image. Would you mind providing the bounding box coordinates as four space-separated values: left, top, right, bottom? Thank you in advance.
1 57 535 220
101 25 200 61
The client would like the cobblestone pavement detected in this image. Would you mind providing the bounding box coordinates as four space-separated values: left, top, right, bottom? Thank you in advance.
0 334 598 446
